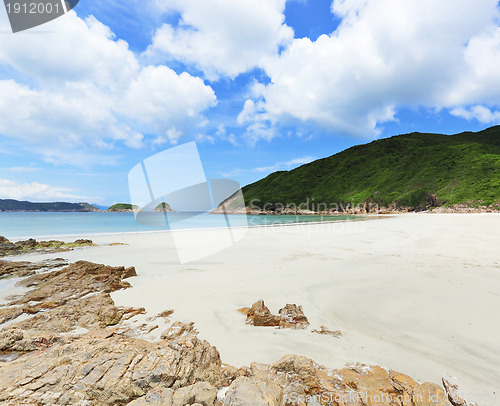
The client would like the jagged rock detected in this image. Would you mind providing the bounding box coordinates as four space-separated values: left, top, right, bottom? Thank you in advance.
172 382 217 406
0 258 68 279
240 300 309 329
158 310 174 318
127 387 174 405
74 239 93 245
0 237 95 258
160 321 198 341
241 300 281 327
260 355 451 406
311 325 342 338
0 260 455 406
0 329 61 352
15 238 37 249
4 293 136 334
443 379 474 406
11 261 135 306
0 307 24 325
1 261 136 327
0 332 227 405
222 377 282 406
278 304 309 329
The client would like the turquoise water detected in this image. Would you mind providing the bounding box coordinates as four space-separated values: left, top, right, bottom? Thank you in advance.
0 212 358 240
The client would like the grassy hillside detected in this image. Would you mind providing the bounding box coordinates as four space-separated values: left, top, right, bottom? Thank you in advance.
242 126 500 209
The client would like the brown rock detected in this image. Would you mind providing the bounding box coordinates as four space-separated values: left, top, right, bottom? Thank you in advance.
244 300 281 327
442 379 472 406
158 309 174 318
0 258 68 279
242 300 309 329
0 332 226 405
172 382 217 406
0 237 95 258
222 377 282 406
127 387 174 405
12 261 134 307
278 304 309 329
161 321 198 340
312 325 342 338
0 306 24 325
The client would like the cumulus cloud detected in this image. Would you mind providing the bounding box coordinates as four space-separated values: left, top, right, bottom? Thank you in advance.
240 0 500 140
0 12 216 163
0 178 86 201
451 105 500 124
147 0 293 80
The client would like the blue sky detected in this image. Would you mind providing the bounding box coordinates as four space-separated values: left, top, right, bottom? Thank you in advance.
0 0 499 206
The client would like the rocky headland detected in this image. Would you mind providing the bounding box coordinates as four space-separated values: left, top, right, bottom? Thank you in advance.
0 256 471 405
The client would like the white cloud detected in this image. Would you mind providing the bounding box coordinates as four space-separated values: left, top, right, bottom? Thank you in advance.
220 156 316 178
0 12 217 164
240 0 500 140
254 156 316 172
450 105 500 124
0 178 86 201
147 0 293 80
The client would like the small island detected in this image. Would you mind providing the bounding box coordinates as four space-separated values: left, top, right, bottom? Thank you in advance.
106 203 140 212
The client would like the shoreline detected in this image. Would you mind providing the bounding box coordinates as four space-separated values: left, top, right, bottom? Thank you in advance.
1 214 499 405
3 211 500 242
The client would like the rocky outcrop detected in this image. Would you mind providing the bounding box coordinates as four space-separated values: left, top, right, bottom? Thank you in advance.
0 236 95 257
222 377 282 406
443 379 474 406
0 330 228 405
0 258 68 279
0 261 136 327
239 300 309 329
244 355 451 406
0 262 458 406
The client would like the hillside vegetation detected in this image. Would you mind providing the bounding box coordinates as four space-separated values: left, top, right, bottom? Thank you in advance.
0 199 99 212
107 204 139 212
242 126 500 210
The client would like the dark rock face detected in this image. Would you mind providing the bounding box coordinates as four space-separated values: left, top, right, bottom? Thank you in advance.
239 300 310 329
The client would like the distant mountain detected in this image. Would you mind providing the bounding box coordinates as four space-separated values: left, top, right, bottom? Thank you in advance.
78 203 102 212
89 203 109 211
241 126 500 211
0 199 100 212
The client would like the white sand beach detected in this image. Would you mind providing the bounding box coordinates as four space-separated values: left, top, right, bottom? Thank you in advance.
10 214 500 405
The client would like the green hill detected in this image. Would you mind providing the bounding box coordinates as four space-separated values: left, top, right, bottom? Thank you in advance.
242 126 500 211
107 203 140 212
0 199 97 212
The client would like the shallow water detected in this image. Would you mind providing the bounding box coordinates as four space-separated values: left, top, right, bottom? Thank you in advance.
0 212 358 240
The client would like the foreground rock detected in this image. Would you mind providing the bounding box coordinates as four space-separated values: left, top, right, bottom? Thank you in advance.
0 330 229 405
0 258 68 279
0 261 136 326
239 300 310 329
0 236 95 257
0 262 457 405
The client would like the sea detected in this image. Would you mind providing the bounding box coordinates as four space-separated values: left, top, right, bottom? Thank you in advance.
0 212 358 240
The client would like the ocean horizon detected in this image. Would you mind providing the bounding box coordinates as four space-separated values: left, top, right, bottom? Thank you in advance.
0 212 358 240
